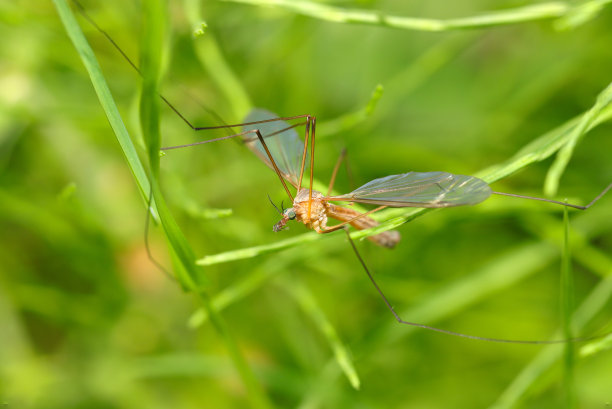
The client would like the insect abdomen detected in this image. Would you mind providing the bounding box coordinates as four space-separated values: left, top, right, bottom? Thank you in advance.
328 205 400 248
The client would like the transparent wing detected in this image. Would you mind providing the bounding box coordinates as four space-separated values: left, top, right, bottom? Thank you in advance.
329 171 492 208
242 109 305 188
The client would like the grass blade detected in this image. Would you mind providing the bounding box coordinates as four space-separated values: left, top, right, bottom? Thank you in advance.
223 0 611 31
184 0 252 121
489 276 612 409
281 277 360 390
56 1 274 407
138 2 274 408
53 0 158 221
544 81 612 196
561 207 576 409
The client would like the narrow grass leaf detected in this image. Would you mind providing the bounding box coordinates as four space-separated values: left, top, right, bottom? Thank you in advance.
580 333 612 357
554 0 612 30
317 84 384 138
221 0 612 31
490 275 612 409
281 277 360 390
52 0 158 221
545 81 612 196
188 255 299 328
184 0 252 121
560 207 576 409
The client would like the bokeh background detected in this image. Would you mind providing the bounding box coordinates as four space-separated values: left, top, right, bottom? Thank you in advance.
2 0 612 408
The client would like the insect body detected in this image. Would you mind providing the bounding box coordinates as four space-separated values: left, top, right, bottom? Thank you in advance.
242 110 496 249
274 188 401 247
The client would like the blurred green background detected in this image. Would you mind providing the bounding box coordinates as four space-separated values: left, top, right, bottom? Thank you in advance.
2 0 612 408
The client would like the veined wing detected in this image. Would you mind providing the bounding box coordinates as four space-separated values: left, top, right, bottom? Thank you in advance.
328 171 492 208
242 109 305 188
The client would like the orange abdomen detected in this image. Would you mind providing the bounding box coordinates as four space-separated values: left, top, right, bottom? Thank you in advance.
328 205 400 248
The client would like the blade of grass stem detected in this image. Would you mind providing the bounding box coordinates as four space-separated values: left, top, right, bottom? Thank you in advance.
280 277 360 390
580 333 612 357
317 84 384 138
489 274 612 409
544 81 612 196
53 0 159 221
223 0 611 31
58 0 274 406
561 207 576 409
138 2 273 407
189 254 301 328
184 0 252 121
555 0 612 30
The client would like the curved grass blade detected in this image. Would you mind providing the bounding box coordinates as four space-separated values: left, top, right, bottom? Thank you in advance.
53 0 158 221
57 1 273 407
222 0 611 31
184 0 252 121
138 2 273 408
560 207 576 408
489 274 612 409
281 277 360 390
544 81 612 196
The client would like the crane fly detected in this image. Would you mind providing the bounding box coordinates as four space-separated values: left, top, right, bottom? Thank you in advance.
238 109 491 247
165 109 610 246
71 0 612 343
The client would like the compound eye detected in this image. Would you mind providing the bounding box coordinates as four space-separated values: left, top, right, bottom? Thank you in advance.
285 208 296 220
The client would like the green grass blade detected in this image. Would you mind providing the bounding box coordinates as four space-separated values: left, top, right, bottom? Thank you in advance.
281 277 360 390
57 0 273 407
138 0 203 290
138 2 274 408
189 254 301 328
184 0 252 121
561 207 576 409
489 275 612 409
555 0 612 30
223 0 611 31
197 231 326 265
52 0 158 221
544 81 612 196
317 84 384 138
478 102 612 185
580 333 612 357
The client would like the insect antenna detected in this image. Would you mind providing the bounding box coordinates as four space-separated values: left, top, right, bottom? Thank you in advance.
343 228 609 344
267 194 283 215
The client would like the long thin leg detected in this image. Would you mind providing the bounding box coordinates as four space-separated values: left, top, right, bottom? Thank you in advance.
161 126 296 202
297 117 312 193
74 0 314 142
307 117 317 221
162 118 307 150
327 148 348 196
342 229 606 344
250 129 296 203
493 182 612 210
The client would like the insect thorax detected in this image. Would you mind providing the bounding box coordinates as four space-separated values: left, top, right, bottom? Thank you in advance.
293 189 329 231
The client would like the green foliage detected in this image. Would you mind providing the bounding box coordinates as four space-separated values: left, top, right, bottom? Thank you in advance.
1 0 612 408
